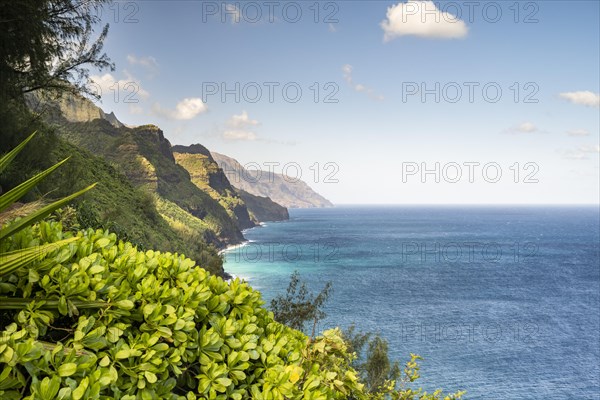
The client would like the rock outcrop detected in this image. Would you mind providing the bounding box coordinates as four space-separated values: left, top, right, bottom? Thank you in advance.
211 152 333 208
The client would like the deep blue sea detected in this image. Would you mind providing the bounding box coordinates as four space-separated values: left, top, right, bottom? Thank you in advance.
223 206 600 399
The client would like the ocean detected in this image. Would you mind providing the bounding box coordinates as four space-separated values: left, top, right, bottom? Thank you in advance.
223 206 600 399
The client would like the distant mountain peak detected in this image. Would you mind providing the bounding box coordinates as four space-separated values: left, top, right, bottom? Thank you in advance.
172 144 212 158
25 91 125 128
210 152 333 208
173 144 289 225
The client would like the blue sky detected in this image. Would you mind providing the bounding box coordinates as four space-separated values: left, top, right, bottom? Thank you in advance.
90 0 600 204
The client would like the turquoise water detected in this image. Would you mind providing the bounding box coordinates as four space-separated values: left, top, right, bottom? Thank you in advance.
223 206 600 399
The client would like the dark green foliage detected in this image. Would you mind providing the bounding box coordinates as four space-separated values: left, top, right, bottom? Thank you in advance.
0 220 368 399
363 337 401 393
41 114 244 247
0 120 225 276
270 271 333 338
0 0 113 102
343 325 401 394
269 273 465 399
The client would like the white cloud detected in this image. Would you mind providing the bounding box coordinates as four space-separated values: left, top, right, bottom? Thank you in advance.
127 55 159 71
227 110 259 129
90 72 150 102
222 111 260 141
567 129 590 137
516 122 537 133
224 3 243 24
579 144 600 154
562 144 600 160
381 1 468 41
504 122 539 134
563 151 588 160
342 64 384 101
89 73 115 98
559 91 600 108
223 130 257 141
152 98 207 120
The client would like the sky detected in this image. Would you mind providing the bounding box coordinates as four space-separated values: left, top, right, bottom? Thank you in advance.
88 0 600 204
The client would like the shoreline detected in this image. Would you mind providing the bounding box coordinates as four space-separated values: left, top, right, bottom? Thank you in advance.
219 221 273 255
220 218 289 279
218 240 253 256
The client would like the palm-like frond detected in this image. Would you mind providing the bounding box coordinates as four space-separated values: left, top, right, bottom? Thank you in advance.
0 132 97 278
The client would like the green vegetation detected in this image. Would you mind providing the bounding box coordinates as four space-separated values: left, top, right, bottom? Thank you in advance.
343 326 402 395
0 218 364 398
1 3 464 398
173 146 257 229
0 212 463 400
0 123 225 276
270 271 333 338
237 190 289 223
0 0 112 102
0 132 93 278
173 146 289 225
271 272 466 400
40 114 244 247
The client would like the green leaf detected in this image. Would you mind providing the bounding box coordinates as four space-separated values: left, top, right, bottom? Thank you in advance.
0 183 96 241
72 377 89 400
114 299 134 310
99 356 110 367
58 362 78 377
144 371 157 384
95 238 110 249
0 346 14 363
0 237 79 278
28 268 39 283
0 157 69 213
115 349 131 359
0 132 36 175
58 296 68 315
107 326 124 343
56 387 72 400
216 377 232 387
39 375 61 400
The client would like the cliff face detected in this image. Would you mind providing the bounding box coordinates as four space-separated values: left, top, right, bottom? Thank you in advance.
172 145 257 230
26 91 124 128
173 145 289 224
238 189 289 222
210 152 334 208
31 93 244 248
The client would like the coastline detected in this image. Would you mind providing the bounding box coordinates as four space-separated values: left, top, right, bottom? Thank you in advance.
218 241 246 281
219 221 275 256
218 240 251 256
220 220 284 280
219 213 297 281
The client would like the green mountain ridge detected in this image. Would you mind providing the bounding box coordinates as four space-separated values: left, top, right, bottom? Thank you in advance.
237 189 290 222
27 93 245 248
210 152 334 208
23 90 292 247
0 125 226 277
172 144 289 227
